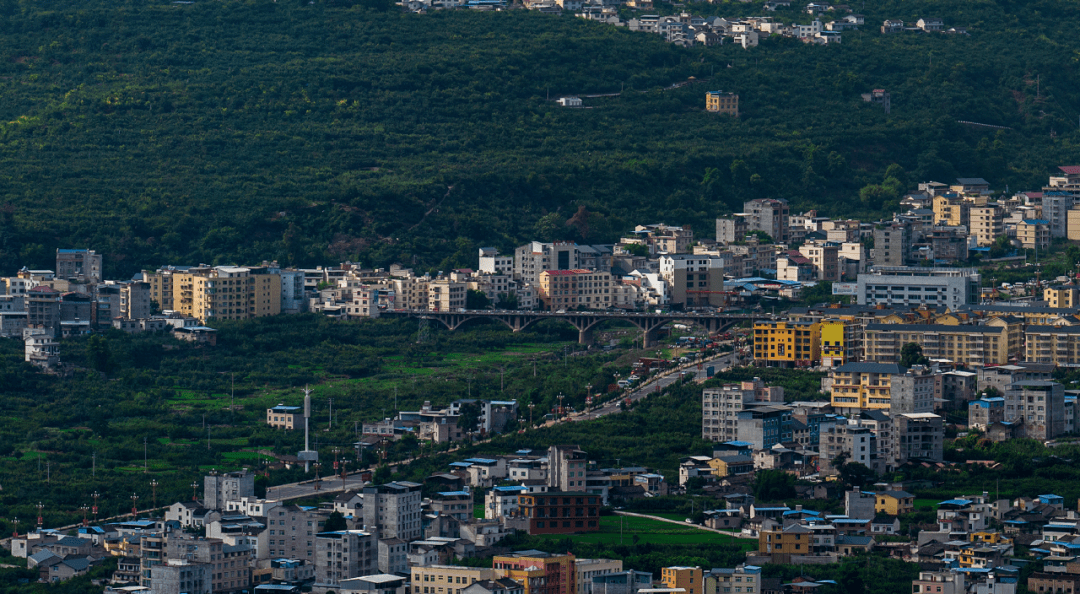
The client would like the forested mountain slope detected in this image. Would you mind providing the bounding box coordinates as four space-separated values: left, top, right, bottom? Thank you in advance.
0 0 1077 276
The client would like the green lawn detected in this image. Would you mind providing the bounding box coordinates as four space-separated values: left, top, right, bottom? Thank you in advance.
913 498 940 511
532 515 755 547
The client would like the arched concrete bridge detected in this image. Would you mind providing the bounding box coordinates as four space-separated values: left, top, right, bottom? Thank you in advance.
380 309 761 347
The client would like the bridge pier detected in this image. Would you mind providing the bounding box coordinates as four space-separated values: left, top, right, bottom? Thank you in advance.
578 327 594 346
642 326 661 348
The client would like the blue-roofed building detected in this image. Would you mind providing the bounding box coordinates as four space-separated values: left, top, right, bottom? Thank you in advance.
1038 494 1065 510
431 491 473 521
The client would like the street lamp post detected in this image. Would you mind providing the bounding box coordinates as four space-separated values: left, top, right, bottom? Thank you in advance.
190 482 199 502
528 403 535 428
36 502 44 529
80 505 90 528
130 494 139 519
92 492 101 522
150 479 159 510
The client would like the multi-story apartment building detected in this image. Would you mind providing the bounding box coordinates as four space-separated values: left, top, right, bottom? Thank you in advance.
932 194 970 227
827 362 901 416
658 255 724 307
150 560 212 594
863 323 1007 366
120 281 153 320
893 412 944 466
702 384 756 442
976 362 1054 393
516 492 601 535
145 265 195 311
514 242 583 285
1045 285 1080 308
704 566 760 594
743 199 789 243
968 397 1004 429
736 405 793 450
1003 381 1066 440
715 216 749 244
1017 219 1051 250
411 565 496 594
26 285 60 330
204 470 255 511
56 248 103 283
889 367 937 415
575 559 623 594
856 267 980 311
819 319 847 367
548 445 588 492
818 419 879 475
479 248 514 275
798 240 840 281
968 205 1003 247
752 320 820 367
635 224 694 254
538 270 614 311
1025 325 1080 366
872 223 911 267
362 482 423 541
660 567 702 594
157 266 282 323
1042 190 1076 238
428 279 466 312
313 530 376 591
495 552 577 594
757 524 813 564
166 534 252 594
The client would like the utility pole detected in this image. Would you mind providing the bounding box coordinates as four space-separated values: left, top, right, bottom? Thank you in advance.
144 437 148 473
329 397 333 430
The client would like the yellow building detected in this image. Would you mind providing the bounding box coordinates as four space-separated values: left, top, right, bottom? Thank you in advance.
969 531 1011 545
874 490 915 516
758 525 812 564
538 270 614 311
1017 219 1050 250
494 552 576 594
753 320 820 367
932 194 969 227
863 323 1008 366
411 566 495 594
820 320 847 367
160 265 282 323
661 566 703 594
705 91 738 116
968 205 1003 247
828 362 900 414
1045 285 1080 308
1025 326 1080 366
1068 206 1080 241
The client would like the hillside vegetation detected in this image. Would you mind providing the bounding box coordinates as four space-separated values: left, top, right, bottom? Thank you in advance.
0 0 1078 276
